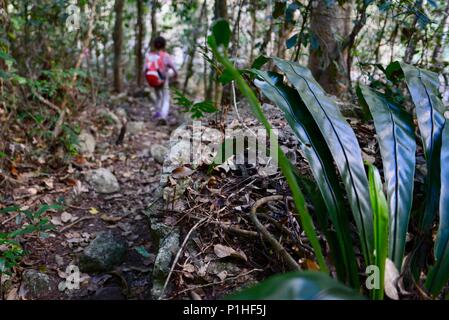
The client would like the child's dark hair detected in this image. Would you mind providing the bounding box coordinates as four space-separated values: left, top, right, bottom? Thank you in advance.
152 36 166 50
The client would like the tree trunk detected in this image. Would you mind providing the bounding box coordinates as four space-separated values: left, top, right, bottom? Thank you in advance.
135 0 145 87
0 0 7 110
95 40 101 76
308 0 351 96
150 0 158 42
103 40 108 79
210 0 228 108
214 0 228 20
432 0 449 66
275 20 293 60
113 0 125 93
249 0 257 64
203 8 209 98
230 0 245 58
404 0 423 64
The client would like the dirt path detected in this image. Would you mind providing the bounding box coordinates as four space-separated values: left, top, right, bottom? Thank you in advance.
1 97 178 300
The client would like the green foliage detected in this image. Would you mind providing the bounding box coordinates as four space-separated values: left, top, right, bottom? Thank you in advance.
252 57 449 299
208 19 328 273
60 123 81 156
426 121 449 295
251 55 270 70
357 85 416 270
173 89 218 119
0 204 61 275
228 271 364 300
389 62 446 232
211 19 231 49
253 70 359 287
135 246 151 258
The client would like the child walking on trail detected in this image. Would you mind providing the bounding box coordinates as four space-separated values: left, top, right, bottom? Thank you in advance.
144 36 178 122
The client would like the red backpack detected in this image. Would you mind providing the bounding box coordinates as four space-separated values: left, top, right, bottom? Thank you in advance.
145 51 166 87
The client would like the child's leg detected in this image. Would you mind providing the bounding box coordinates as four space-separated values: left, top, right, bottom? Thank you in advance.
160 69 174 119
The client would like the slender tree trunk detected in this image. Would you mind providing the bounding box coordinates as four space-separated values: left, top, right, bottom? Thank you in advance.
215 0 228 20
0 0 7 110
150 0 158 43
95 40 101 76
203 8 209 98
308 0 351 96
211 0 228 108
230 0 245 58
135 0 145 87
432 0 449 65
24 0 30 62
374 12 388 63
292 1 311 61
343 1 367 92
275 21 293 60
389 23 399 62
182 0 207 94
113 0 125 93
260 4 274 56
103 40 108 79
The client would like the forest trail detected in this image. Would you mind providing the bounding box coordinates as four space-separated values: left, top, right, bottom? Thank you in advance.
2 96 178 300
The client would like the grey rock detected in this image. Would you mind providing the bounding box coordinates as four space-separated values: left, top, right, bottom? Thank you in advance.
151 230 180 298
98 108 121 128
91 286 125 300
86 168 120 194
145 188 182 299
115 107 127 120
262 103 275 112
137 148 151 158
77 130 96 155
127 121 145 135
22 270 52 297
150 144 168 165
145 187 168 244
79 231 126 272
207 261 242 276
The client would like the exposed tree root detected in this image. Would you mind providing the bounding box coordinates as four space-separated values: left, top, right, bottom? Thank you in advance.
159 217 208 300
249 195 301 271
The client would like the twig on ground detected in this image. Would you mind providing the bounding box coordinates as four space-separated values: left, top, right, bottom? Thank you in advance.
1 212 19 226
52 0 98 139
257 211 313 254
231 81 256 137
249 195 301 271
159 217 208 300
188 213 258 238
0 171 24 186
171 268 263 298
31 89 61 113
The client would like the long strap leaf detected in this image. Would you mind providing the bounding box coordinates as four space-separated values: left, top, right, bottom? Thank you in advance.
357 86 416 270
227 271 364 300
426 120 449 295
273 58 374 265
389 62 446 231
253 70 359 287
